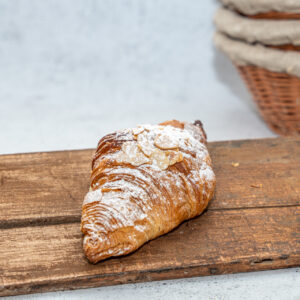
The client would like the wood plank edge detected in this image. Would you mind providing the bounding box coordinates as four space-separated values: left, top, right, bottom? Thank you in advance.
208 203 300 212
0 148 94 158
1 253 299 297
0 137 288 158
0 215 81 230
1 204 299 230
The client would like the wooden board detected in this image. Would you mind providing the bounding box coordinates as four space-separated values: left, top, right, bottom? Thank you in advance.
0 137 299 296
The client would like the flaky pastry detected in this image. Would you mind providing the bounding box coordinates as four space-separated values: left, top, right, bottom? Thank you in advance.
81 120 216 263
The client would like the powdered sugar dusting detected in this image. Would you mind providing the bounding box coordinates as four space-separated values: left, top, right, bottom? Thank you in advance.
115 124 203 170
83 188 102 206
81 121 216 262
116 141 150 166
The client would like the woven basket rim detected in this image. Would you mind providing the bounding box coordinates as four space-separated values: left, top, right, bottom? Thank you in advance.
219 0 300 15
244 11 300 19
214 32 300 78
215 7 300 47
236 64 300 136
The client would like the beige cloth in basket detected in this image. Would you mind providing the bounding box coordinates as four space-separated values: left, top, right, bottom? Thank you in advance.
215 7 300 46
220 0 300 15
214 31 300 77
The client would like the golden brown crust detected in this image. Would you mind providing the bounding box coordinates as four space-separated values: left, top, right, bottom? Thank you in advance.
81 120 216 263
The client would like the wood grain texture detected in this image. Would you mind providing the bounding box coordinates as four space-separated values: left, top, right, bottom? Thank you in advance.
0 150 93 228
0 137 299 296
1 207 299 296
209 138 300 210
0 138 299 227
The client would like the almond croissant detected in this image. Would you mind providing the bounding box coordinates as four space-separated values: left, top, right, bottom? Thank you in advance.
81 120 216 263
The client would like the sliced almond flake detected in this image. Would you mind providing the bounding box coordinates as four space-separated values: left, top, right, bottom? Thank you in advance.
184 138 190 147
132 126 145 136
150 148 169 170
137 131 156 157
167 150 183 165
116 141 150 166
251 183 263 188
142 124 153 132
154 133 179 150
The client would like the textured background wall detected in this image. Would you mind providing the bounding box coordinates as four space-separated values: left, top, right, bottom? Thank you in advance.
0 0 274 154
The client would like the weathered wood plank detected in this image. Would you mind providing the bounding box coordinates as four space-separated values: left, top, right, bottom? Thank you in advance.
0 150 93 227
1 206 299 296
0 138 299 228
209 138 300 210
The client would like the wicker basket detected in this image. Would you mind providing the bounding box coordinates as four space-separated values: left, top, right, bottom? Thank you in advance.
242 11 300 51
237 65 300 135
246 11 300 20
233 11 300 135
